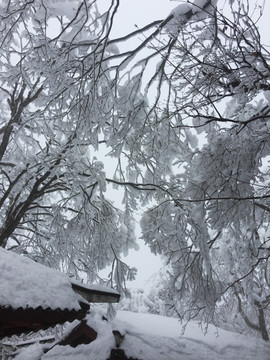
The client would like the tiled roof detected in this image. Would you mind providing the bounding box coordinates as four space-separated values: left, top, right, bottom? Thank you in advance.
0 248 120 338
0 248 82 312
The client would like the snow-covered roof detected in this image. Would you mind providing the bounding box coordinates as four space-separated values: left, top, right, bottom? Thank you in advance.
0 248 120 315
18 310 270 360
70 279 120 304
0 248 82 312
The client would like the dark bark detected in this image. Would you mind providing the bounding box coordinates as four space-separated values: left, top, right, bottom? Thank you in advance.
234 285 269 341
254 300 269 341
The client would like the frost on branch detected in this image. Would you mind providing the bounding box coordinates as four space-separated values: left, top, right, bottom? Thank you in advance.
1 0 270 338
139 0 270 335
0 0 137 290
166 0 217 36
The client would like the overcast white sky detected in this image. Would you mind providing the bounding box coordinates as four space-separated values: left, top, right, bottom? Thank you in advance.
111 1 175 36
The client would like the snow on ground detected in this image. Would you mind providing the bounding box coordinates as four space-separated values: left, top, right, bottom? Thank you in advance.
2 246 269 359
0 248 81 311
15 310 270 360
116 311 270 360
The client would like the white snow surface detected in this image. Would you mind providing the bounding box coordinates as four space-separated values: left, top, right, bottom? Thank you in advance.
116 311 270 360
192 0 217 10
167 3 193 36
18 310 270 360
0 248 81 311
166 0 218 36
169 0 216 21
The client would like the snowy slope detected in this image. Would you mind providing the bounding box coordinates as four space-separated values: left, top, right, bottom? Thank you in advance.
16 310 270 360
116 311 270 360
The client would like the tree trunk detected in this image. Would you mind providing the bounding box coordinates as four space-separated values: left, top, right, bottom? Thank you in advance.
255 301 269 341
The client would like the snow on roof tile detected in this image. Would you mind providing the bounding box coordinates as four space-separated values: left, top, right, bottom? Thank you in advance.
0 248 81 312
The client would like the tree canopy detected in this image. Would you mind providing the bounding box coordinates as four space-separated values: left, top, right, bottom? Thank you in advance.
1 0 270 339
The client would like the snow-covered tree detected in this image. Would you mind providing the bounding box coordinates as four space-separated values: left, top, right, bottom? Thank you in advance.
0 0 142 288
1 0 270 339
0 0 216 289
117 288 154 314
139 0 270 338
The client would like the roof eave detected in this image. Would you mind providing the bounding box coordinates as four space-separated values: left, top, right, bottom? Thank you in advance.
71 283 120 304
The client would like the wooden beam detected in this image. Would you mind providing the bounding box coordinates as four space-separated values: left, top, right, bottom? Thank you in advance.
71 282 120 304
0 305 88 338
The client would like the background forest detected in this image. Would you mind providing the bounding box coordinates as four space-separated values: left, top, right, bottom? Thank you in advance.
1 0 270 341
